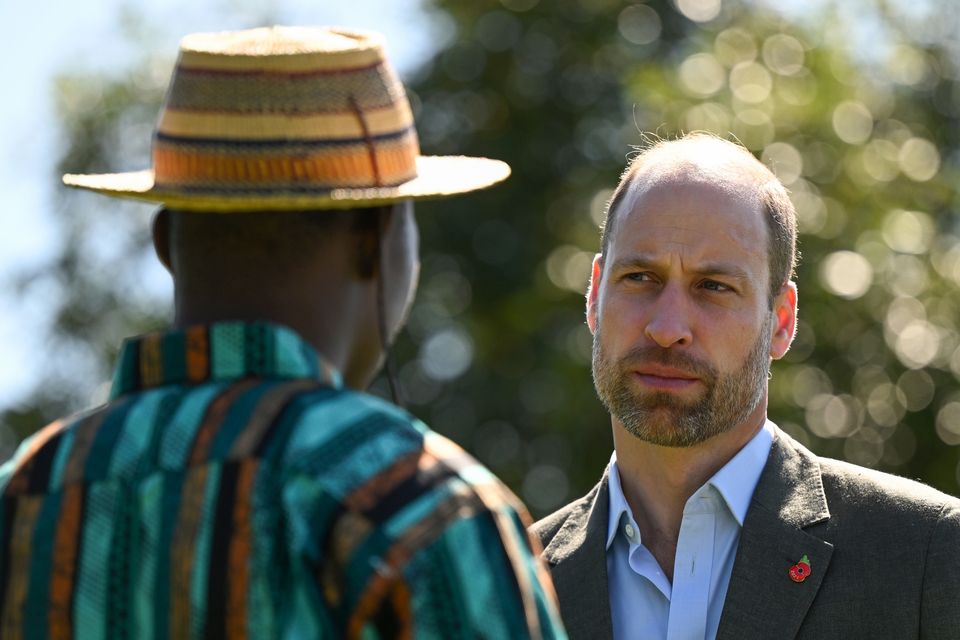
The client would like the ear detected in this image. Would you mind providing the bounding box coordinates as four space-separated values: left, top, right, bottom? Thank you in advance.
152 208 173 274
769 281 798 360
585 254 603 335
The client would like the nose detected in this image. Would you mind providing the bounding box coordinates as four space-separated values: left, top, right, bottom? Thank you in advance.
643 285 693 348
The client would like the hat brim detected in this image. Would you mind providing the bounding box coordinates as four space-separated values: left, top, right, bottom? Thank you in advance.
62 155 510 211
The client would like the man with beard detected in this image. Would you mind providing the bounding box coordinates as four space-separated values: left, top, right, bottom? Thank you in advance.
533 133 960 639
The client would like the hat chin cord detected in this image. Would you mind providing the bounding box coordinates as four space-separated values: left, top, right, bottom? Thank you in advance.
375 227 403 408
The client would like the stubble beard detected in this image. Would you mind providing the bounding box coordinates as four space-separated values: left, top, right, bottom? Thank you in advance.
591 319 772 447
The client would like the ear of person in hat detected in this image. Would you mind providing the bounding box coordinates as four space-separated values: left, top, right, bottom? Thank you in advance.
0 26 567 640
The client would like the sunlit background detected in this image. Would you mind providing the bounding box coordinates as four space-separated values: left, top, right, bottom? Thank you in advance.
2 0 958 515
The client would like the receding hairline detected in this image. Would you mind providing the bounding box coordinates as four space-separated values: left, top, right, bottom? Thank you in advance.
613 137 777 220
599 133 799 304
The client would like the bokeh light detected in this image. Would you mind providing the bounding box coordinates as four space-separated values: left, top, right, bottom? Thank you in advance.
832 101 873 144
882 209 934 255
714 27 757 67
675 0 723 23
522 464 569 511
762 34 805 76
730 61 773 103
679 53 726 97
421 328 474 381
806 393 863 438
546 245 594 293
683 102 732 134
936 399 960 445
618 4 662 46
898 138 940 181
820 251 873 299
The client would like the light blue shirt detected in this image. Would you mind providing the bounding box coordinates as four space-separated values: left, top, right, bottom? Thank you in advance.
606 421 774 640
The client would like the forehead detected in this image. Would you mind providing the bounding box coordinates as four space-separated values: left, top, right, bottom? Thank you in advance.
609 171 769 271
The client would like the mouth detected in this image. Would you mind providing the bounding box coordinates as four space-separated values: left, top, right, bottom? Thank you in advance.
631 366 701 391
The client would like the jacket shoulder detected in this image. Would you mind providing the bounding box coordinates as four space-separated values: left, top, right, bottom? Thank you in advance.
816 454 960 515
769 427 960 523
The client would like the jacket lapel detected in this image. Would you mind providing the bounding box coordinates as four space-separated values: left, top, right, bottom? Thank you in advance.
717 429 834 640
541 472 614 640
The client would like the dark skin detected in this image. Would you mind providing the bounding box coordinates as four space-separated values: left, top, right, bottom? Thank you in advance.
151 202 420 389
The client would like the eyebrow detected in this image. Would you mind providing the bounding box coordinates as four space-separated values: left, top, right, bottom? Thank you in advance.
608 255 752 282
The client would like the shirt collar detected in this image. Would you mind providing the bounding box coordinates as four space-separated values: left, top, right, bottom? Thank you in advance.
605 420 774 548
606 454 637 549
709 420 774 526
109 321 343 399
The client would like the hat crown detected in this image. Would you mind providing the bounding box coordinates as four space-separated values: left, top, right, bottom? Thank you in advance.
178 26 384 65
153 26 419 195
61 25 511 211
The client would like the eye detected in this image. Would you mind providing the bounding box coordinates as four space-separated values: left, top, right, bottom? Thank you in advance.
625 272 653 282
701 279 732 292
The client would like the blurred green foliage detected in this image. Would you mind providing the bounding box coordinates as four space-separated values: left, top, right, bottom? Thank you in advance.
2 0 959 517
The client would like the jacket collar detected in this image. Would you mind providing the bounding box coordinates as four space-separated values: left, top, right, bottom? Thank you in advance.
541 469 614 640
716 427 833 640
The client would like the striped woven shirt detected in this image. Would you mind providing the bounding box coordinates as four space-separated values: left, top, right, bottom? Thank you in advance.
0 322 566 639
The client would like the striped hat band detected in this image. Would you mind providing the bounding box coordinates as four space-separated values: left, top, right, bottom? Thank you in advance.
63 27 510 211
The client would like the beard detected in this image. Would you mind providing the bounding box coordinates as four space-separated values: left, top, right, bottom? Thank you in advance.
591 318 771 447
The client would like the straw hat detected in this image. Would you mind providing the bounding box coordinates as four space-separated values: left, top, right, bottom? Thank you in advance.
62 26 511 211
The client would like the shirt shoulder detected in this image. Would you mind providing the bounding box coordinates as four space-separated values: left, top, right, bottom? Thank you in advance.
281 391 566 638
0 407 101 496
278 387 430 484
282 385 522 517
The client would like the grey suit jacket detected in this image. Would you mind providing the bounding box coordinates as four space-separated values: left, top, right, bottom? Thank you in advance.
532 427 960 639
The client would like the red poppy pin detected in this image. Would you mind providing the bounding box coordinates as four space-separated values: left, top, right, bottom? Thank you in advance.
789 555 811 583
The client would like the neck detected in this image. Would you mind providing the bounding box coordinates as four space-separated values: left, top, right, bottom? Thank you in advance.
612 402 767 580
173 273 380 389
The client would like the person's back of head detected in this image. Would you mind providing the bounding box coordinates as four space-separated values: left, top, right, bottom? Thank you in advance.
154 202 416 389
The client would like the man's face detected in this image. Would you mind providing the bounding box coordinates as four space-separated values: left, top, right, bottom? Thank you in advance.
587 175 794 447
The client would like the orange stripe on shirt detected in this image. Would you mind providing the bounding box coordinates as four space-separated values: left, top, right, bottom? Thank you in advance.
188 379 260 466
226 380 318 461
185 326 209 384
225 460 257 640
346 542 414 640
0 495 44 640
3 419 68 496
345 487 486 639
169 465 208 638
140 334 164 388
342 450 421 513
48 484 84 638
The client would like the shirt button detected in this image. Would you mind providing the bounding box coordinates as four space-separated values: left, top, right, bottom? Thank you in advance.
624 523 636 540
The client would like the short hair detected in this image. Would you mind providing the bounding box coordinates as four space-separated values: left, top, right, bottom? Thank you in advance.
599 133 798 304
